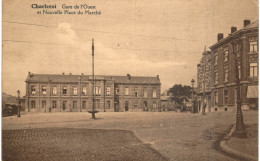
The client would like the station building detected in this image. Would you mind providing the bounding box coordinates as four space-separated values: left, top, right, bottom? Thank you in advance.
24 73 161 112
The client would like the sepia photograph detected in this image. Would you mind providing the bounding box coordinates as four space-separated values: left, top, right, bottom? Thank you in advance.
2 0 259 160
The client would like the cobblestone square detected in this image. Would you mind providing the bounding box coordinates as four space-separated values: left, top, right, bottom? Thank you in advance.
3 128 166 161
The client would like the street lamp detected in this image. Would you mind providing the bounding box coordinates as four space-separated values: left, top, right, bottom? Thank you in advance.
49 77 52 113
191 79 195 113
231 40 247 138
17 90 21 117
201 65 206 115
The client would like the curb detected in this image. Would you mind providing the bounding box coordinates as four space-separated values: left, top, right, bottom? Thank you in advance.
219 125 258 161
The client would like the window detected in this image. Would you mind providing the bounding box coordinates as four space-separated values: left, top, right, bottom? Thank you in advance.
224 90 228 105
250 63 258 77
106 101 110 109
134 88 138 97
214 91 218 105
198 82 201 88
62 101 67 110
143 88 147 97
95 87 101 95
215 72 218 84
42 101 46 109
115 88 119 95
215 55 218 65
82 101 86 109
224 68 228 82
153 103 157 108
42 86 47 95
73 101 77 109
250 41 257 52
106 87 111 95
52 101 57 109
207 79 211 88
31 86 36 95
238 65 241 79
31 101 35 109
73 87 77 95
95 100 100 108
52 87 57 95
153 88 157 97
224 50 228 62
125 87 129 95
134 104 138 108
62 87 67 95
82 87 87 95
144 101 148 107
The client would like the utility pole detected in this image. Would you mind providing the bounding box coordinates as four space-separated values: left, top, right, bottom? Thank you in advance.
91 38 96 119
232 40 247 138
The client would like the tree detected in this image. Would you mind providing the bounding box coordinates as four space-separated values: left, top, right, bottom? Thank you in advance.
168 84 192 105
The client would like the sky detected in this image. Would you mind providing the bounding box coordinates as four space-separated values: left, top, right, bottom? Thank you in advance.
2 0 259 96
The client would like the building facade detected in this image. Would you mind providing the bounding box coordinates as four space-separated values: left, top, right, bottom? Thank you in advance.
25 73 161 112
209 20 258 111
197 49 213 112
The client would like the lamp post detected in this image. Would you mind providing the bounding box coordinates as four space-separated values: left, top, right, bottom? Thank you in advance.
231 40 247 138
17 90 21 117
191 79 195 113
49 77 52 113
202 59 206 115
91 38 96 119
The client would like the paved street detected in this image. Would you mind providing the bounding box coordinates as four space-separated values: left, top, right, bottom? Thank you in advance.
3 128 166 161
2 111 258 161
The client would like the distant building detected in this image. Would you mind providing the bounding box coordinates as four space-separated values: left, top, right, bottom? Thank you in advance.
209 19 258 111
160 91 177 111
24 73 161 112
197 49 213 112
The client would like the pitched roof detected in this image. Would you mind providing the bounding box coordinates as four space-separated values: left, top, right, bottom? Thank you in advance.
210 20 258 49
25 74 161 84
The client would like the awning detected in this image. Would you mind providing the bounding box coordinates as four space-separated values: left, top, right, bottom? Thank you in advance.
247 85 258 98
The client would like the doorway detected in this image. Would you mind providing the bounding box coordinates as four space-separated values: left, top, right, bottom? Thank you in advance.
144 101 148 111
125 101 129 111
62 101 67 111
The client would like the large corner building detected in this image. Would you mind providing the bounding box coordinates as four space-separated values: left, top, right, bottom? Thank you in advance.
197 19 258 112
25 73 161 112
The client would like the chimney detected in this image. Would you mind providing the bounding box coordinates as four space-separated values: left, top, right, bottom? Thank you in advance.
69 73 72 75
217 33 224 42
157 75 160 80
28 71 31 76
62 72 65 75
81 73 84 76
127 74 131 80
231 26 237 33
244 20 251 27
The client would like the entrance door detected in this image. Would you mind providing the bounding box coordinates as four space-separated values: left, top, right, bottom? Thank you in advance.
125 101 129 111
114 102 118 112
144 101 148 111
62 101 67 111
